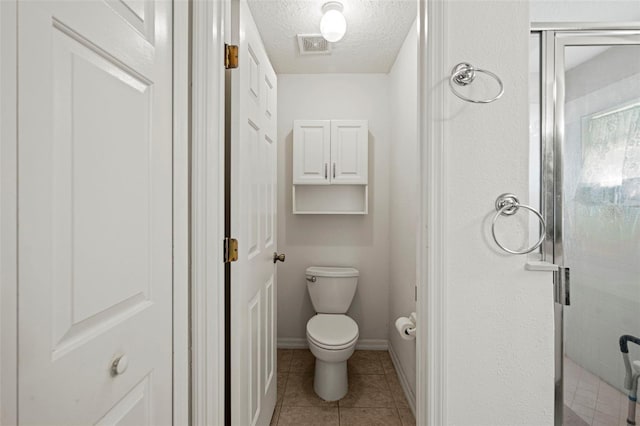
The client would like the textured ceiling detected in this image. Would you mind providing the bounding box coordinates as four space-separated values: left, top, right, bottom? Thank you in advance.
246 0 417 74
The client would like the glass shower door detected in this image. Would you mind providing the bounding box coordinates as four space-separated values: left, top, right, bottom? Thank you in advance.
555 34 640 426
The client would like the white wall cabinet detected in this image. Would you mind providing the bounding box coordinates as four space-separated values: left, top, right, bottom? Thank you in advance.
293 120 368 185
330 120 368 184
293 120 331 185
292 119 368 214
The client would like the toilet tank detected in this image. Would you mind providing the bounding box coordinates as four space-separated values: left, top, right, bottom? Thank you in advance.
306 266 359 314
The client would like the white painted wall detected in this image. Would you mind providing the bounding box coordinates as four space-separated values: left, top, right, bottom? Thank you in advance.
277 74 391 345
388 19 417 402
428 1 555 424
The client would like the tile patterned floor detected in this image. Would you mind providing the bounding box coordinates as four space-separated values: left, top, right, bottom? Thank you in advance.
271 349 415 426
564 356 639 426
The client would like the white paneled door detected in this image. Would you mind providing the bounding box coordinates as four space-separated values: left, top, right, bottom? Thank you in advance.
18 1 173 424
230 1 279 424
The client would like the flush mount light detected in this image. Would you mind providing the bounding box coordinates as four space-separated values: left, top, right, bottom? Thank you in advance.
320 1 346 43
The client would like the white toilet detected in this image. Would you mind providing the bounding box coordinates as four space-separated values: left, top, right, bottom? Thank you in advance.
305 266 359 401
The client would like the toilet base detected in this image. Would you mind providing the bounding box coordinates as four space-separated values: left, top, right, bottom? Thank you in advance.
313 359 348 401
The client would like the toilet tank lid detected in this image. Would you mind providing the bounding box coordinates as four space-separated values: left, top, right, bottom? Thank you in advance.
306 266 359 278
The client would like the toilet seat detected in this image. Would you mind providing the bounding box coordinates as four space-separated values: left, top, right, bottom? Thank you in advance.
306 314 359 350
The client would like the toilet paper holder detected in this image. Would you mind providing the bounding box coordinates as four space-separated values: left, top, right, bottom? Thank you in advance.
395 312 417 339
406 312 417 336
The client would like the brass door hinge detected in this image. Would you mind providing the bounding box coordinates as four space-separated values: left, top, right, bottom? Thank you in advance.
224 237 238 263
225 44 238 69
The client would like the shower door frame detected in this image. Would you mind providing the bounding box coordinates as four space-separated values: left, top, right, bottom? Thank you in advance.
531 22 640 426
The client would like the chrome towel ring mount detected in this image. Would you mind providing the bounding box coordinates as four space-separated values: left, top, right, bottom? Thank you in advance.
492 193 546 255
449 62 504 104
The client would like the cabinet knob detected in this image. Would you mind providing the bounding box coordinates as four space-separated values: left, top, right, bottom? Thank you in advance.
273 252 286 263
111 354 129 376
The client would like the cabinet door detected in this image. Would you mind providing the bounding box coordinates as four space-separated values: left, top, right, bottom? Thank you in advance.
330 120 368 184
293 120 331 185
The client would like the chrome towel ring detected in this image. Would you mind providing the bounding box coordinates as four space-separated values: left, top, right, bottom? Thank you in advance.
492 193 546 255
449 62 504 104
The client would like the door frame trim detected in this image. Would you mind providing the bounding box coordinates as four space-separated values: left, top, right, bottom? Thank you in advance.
173 1 191 424
0 0 18 423
532 23 640 426
190 0 228 425
191 1 439 424
419 1 448 425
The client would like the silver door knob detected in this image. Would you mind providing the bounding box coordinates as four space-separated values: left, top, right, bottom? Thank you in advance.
111 354 129 376
273 252 285 263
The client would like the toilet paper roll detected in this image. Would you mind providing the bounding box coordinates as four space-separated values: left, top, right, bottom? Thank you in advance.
395 317 416 341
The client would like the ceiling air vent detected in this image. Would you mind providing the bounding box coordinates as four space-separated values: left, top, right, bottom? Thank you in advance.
297 34 331 56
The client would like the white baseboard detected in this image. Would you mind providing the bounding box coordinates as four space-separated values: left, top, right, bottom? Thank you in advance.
355 339 388 350
388 342 416 416
277 337 388 351
277 338 307 349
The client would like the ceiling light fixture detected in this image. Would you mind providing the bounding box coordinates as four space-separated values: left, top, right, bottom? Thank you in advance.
320 2 346 43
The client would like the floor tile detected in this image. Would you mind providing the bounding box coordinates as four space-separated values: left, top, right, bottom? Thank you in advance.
339 374 395 408
564 405 590 426
348 350 384 375
574 391 597 409
282 374 337 407
276 406 339 426
379 351 395 374
290 349 315 375
386 372 409 408
270 404 281 426
277 372 288 405
596 399 620 417
278 349 293 373
593 410 619 425
398 406 416 426
339 407 402 426
564 355 640 426
571 402 595 424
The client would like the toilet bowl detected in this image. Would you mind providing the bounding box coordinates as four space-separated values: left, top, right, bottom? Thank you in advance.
307 314 359 401
305 266 360 401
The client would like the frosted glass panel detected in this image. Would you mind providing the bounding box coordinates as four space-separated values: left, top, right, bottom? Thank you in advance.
563 44 640 394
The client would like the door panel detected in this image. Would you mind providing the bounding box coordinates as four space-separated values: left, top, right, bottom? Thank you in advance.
230 1 278 425
538 30 640 426
330 120 368 184
560 40 640 408
95 377 152 426
293 120 331 185
18 1 173 424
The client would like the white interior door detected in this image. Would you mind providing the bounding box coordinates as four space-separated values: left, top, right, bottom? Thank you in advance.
230 0 278 424
17 1 174 424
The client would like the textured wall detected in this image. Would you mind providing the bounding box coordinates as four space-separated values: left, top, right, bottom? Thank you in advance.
440 1 555 424
388 19 417 401
276 74 391 344
530 0 640 22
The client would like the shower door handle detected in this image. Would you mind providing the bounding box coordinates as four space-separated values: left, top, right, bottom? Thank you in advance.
553 266 570 305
